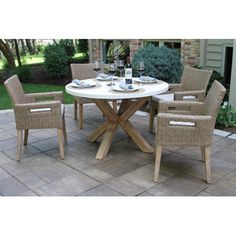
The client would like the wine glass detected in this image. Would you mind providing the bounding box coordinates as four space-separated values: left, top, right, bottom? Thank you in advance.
117 60 124 82
108 63 116 87
137 61 145 86
93 61 101 78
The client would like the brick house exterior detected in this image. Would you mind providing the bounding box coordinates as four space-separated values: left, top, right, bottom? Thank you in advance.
89 39 200 68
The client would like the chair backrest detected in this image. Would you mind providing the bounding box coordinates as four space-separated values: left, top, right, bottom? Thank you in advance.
204 80 226 119
70 63 97 80
4 75 25 106
181 67 212 91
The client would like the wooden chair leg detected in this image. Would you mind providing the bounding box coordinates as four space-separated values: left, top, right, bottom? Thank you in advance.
24 129 29 145
74 99 78 120
16 130 23 161
62 117 68 144
149 103 155 133
79 103 83 129
154 145 162 182
200 146 205 162
112 100 118 113
204 146 211 183
57 129 65 160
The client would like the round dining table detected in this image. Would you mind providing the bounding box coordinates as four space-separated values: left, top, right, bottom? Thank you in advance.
66 78 169 160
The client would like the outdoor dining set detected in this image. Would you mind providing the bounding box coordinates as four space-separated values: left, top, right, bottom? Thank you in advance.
4 62 226 184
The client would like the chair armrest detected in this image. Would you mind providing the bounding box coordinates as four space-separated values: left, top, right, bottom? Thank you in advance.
169 84 184 92
25 91 63 103
14 101 63 130
158 100 205 115
157 113 213 129
15 101 61 115
174 89 205 102
156 113 214 146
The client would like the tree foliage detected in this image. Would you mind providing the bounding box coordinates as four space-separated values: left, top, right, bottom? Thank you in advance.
77 39 89 57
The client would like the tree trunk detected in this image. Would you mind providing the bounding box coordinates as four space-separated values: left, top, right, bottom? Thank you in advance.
14 39 22 67
0 39 16 68
21 39 26 56
32 39 38 54
25 39 34 54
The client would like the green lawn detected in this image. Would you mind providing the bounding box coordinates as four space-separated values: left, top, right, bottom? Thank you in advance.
0 83 74 110
0 53 84 69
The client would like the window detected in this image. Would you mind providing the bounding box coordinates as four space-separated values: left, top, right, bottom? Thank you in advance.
143 39 181 54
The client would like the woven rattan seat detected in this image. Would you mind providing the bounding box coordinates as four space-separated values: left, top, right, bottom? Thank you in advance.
154 80 226 183
4 75 67 161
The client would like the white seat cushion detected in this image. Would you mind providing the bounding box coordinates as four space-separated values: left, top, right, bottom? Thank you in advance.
152 93 174 102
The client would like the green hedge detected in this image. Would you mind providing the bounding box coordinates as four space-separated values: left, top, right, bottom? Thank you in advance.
44 44 69 78
132 44 183 83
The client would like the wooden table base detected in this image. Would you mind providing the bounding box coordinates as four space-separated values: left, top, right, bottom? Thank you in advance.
88 98 154 160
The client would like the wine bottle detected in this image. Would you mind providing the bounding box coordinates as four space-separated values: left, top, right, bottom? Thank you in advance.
125 58 132 84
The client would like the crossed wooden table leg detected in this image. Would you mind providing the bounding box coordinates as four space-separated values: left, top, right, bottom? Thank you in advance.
88 97 154 160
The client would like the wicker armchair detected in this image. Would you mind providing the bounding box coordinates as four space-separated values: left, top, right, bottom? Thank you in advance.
154 80 226 183
4 75 67 161
149 66 212 132
70 63 117 129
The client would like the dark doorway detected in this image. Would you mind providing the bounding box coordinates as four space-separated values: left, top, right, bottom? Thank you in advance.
224 46 233 84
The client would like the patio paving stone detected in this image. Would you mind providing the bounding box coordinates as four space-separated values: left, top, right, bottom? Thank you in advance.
227 142 236 152
214 137 236 148
204 184 236 196
31 161 79 183
34 173 100 196
148 173 209 196
0 176 31 196
0 105 236 196
14 171 48 189
121 163 178 189
216 169 236 192
196 191 211 196
0 166 12 182
0 137 18 151
3 144 42 160
96 158 141 177
137 191 155 196
0 129 15 142
104 176 145 196
30 129 59 139
78 184 123 196
0 152 13 165
183 159 236 183
212 148 236 167
82 167 114 182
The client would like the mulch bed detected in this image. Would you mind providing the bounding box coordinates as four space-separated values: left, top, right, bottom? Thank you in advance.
28 64 72 85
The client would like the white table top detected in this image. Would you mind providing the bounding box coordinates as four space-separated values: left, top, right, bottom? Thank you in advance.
65 78 169 100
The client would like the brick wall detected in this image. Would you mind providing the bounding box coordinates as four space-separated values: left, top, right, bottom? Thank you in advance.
90 39 101 62
181 39 200 67
89 39 201 67
129 39 142 62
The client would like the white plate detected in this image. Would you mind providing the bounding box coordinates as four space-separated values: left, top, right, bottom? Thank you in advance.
97 75 118 81
71 80 96 88
112 84 140 92
133 77 158 84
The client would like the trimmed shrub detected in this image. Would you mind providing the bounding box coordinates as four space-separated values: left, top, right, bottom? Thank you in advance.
77 39 89 57
44 44 69 78
13 65 33 82
59 39 75 59
132 44 183 83
216 103 236 128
